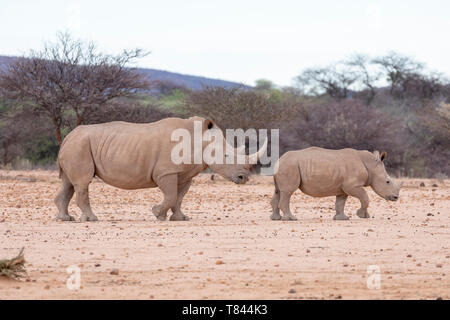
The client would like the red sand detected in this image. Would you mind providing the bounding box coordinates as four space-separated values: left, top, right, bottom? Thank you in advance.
0 170 448 299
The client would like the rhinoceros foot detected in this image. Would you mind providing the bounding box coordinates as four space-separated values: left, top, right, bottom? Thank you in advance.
56 213 75 221
169 213 190 221
281 214 297 221
356 208 370 218
270 212 282 220
333 214 350 220
152 205 167 221
80 213 98 222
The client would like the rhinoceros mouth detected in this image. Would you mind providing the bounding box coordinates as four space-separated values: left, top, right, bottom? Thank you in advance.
232 175 248 184
387 195 399 201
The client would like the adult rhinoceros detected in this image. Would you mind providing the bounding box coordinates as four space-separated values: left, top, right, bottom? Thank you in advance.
54 116 266 222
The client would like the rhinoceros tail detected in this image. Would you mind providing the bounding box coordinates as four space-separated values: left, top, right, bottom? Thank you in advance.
58 163 62 179
57 147 63 179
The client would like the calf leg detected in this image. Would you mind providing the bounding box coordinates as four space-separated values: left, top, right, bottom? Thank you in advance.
152 174 178 221
275 170 300 221
279 191 297 221
58 141 96 222
333 194 349 220
270 179 281 220
54 172 75 221
343 186 370 218
75 185 98 222
169 180 192 221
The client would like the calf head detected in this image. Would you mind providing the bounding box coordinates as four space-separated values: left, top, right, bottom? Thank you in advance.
368 151 402 201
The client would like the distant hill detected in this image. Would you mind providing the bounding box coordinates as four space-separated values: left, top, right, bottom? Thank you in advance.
0 55 248 91
138 68 248 91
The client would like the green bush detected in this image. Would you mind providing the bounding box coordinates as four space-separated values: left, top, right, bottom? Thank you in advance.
24 135 59 165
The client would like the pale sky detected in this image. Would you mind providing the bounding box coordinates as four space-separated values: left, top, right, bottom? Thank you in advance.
1 0 449 86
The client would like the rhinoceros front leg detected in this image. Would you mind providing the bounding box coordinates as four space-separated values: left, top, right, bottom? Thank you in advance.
169 180 192 221
152 174 178 221
343 186 370 218
333 194 349 220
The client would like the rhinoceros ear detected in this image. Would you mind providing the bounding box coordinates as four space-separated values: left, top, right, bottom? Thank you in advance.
204 119 214 130
380 151 387 162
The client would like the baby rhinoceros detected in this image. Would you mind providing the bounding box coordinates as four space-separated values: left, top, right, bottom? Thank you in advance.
270 147 402 221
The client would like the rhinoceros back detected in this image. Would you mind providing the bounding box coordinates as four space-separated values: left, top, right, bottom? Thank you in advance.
58 119 190 190
295 147 366 197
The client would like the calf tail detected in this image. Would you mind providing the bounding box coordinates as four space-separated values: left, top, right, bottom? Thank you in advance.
57 131 69 180
58 161 62 179
273 176 279 194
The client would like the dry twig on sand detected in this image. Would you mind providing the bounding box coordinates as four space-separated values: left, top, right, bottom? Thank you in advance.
0 248 26 279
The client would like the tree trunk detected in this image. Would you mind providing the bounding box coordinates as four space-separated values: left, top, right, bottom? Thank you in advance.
366 86 376 105
74 106 83 126
55 126 62 145
2 145 8 166
76 114 83 126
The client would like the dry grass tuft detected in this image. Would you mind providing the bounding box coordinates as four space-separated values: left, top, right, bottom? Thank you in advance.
0 248 26 280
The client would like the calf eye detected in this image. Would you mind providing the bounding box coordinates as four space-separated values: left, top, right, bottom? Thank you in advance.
386 181 390 184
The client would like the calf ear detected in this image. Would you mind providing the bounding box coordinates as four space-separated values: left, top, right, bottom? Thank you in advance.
373 150 380 160
204 119 214 130
380 151 387 162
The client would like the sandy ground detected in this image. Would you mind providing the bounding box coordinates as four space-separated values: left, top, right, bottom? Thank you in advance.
0 169 448 300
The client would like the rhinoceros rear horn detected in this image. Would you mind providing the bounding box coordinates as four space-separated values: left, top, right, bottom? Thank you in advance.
248 138 268 164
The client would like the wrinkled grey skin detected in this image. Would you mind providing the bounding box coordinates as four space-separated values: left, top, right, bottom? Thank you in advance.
54 117 266 222
270 147 403 221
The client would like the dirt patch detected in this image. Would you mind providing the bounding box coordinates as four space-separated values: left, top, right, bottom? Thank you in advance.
0 169 448 299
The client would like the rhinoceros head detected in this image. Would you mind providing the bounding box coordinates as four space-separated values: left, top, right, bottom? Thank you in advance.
209 139 267 184
202 120 267 184
368 151 402 201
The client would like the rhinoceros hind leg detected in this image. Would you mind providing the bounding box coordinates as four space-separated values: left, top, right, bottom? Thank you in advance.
152 205 167 221
279 191 297 221
75 186 98 222
270 185 281 220
55 173 75 221
153 174 178 221
274 169 299 221
169 181 192 221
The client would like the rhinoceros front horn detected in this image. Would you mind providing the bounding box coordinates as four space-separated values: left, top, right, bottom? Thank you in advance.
248 138 268 164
